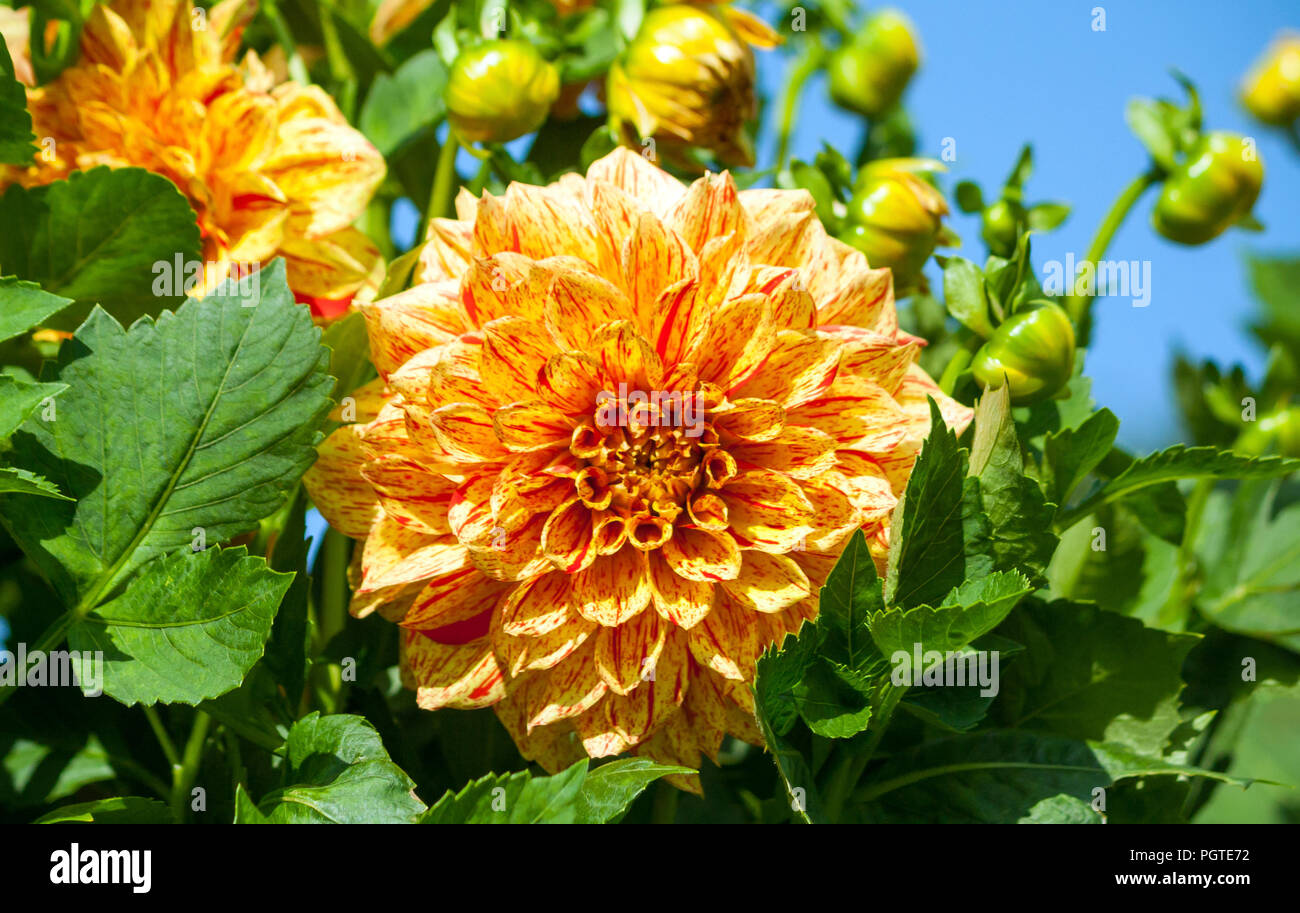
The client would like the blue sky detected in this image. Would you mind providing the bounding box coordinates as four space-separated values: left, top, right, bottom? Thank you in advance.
756 0 1300 450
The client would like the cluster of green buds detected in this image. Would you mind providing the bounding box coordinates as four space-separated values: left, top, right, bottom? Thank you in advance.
1240 33 1300 127
827 9 920 119
840 158 951 292
445 39 561 144
954 146 1070 258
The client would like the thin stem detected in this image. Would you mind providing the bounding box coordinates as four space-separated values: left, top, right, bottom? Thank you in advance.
0 611 73 709
1064 170 1159 340
424 134 461 241
775 44 825 170
261 0 310 85
1156 477 1214 628
649 779 678 824
144 706 181 770
938 332 981 395
170 711 212 823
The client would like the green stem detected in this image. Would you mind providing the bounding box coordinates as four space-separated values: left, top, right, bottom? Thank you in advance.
649 779 678 824
938 332 981 395
144 706 181 770
261 0 310 85
0 611 73 709
423 134 461 241
823 686 904 821
170 711 212 823
1064 170 1159 340
1156 477 1214 628
775 44 825 170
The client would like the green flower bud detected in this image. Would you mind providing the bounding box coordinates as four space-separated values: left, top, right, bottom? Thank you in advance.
840 158 948 291
1237 404 1300 457
980 199 1020 257
1152 131 1264 246
828 9 920 118
446 40 561 144
971 302 1076 405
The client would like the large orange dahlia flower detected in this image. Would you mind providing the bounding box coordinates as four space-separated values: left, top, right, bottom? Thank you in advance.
1 0 386 310
305 148 971 786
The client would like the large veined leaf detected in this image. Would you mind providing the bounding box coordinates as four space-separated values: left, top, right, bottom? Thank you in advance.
0 279 74 342
852 730 1264 823
1041 407 1120 506
0 39 35 165
235 714 425 824
421 758 690 824
359 50 447 157
994 600 1198 755
0 167 202 328
66 546 291 706
0 260 333 610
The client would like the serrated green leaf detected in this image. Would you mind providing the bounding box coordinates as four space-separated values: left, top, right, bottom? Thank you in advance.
0 277 74 342
0 466 68 499
422 759 588 823
0 167 202 328
969 385 1058 577
0 375 65 440
995 600 1198 755
574 758 693 823
0 260 332 609
753 632 823 822
34 796 175 824
868 569 1030 660
853 729 1265 823
1058 445 1299 532
816 530 884 670
0 39 35 165
941 257 995 337
67 546 290 706
885 399 993 609
1042 407 1119 506
238 713 424 824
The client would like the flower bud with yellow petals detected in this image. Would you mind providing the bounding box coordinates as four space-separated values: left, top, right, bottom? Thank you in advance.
1241 33 1300 127
841 158 948 291
446 39 561 144
606 4 779 167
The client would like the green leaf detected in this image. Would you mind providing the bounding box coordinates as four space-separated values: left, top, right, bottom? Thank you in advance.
320 309 376 401
816 530 884 670
0 375 65 440
953 180 984 213
968 384 1058 577
0 466 68 499
359 50 447 157
66 546 291 706
868 570 1031 659
885 400 992 609
573 758 693 823
1058 445 1299 532
1199 495 1300 648
34 796 175 824
0 38 35 165
1124 98 1179 171
0 277 74 342
995 600 1198 755
900 633 1024 732
237 713 425 824
940 257 995 337
0 260 332 608
422 759 588 823
1026 202 1070 232
854 730 1262 823
0 167 202 328
1247 255 1300 352
753 632 824 822
1041 407 1119 506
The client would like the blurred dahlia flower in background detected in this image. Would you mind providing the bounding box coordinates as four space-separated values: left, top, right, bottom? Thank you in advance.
304 147 970 788
0 0 386 317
